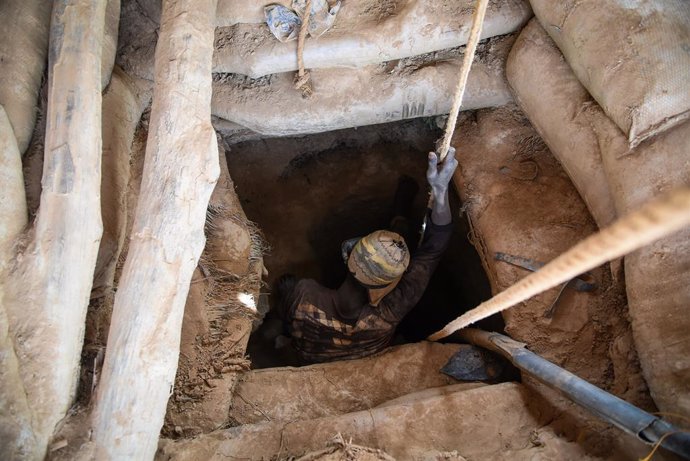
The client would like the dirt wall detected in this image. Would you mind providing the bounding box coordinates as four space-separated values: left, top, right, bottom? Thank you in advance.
507 15 690 418
164 143 264 437
450 105 653 456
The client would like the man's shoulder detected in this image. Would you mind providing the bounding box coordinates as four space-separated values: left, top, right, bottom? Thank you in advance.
294 278 333 301
295 278 324 292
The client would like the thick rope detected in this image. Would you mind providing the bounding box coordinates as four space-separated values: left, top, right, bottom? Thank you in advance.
424 0 489 224
294 0 313 98
437 0 490 162
428 187 690 341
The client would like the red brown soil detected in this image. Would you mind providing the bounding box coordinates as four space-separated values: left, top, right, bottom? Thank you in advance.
451 105 655 457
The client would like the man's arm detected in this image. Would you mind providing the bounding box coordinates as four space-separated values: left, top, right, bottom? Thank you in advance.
428 147 458 226
377 148 458 322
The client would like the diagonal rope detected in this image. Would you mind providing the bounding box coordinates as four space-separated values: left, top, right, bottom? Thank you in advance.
428 187 690 341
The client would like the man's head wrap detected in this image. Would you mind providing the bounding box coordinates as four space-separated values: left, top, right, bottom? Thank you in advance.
347 230 410 306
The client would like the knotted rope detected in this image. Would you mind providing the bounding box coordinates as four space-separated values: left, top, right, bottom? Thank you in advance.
294 0 313 98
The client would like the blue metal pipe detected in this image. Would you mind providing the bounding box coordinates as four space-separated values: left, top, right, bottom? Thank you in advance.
458 329 690 459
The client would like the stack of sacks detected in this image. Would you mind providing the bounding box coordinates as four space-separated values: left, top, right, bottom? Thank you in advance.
530 0 690 148
507 3 690 418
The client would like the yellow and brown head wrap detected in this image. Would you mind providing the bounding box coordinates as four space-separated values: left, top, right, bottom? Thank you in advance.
347 230 410 306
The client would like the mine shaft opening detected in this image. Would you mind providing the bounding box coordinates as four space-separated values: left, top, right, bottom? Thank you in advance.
225 119 503 369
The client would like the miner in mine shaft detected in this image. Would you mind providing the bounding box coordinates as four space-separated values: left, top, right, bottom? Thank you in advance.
275 149 458 363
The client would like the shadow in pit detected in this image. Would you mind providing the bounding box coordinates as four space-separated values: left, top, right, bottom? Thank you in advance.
225 120 504 369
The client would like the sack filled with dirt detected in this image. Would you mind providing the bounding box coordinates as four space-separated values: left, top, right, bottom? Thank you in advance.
450 105 654 451
0 0 52 154
530 0 690 148
596 115 690 419
509 14 690 416
506 18 617 229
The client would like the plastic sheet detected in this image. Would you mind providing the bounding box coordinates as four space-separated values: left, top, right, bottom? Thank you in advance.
265 0 341 42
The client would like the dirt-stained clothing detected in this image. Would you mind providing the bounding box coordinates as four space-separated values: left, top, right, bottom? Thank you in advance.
281 220 452 363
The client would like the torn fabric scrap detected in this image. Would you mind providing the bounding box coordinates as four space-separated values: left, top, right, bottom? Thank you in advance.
265 0 341 42
265 5 301 43
292 0 342 38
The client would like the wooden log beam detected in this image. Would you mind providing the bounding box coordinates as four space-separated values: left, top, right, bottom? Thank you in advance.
2 0 107 457
91 0 219 458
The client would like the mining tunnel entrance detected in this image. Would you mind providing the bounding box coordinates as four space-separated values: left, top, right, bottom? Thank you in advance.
225 119 502 369
0 0 690 454
3 0 688 458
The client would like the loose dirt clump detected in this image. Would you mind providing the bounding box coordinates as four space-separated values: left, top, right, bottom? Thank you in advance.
385 34 514 77
214 24 272 60
361 0 402 22
116 0 159 81
212 72 275 105
163 268 256 438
